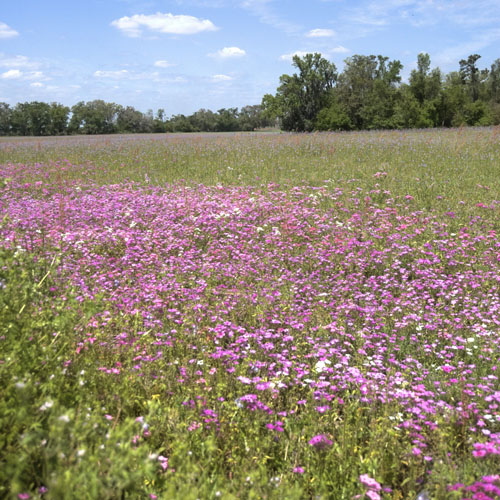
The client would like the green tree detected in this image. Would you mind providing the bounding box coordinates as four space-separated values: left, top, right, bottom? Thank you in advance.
238 105 272 131
0 103 12 135
315 95 352 131
189 108 217 132
69 100 119 134
459 54 485 102
336 55 402 129
262 53 337 131
49 103 70 135
215 108 239 132
116 106 153 133
487 58 500 103
438 71 470 126
10 102 55 136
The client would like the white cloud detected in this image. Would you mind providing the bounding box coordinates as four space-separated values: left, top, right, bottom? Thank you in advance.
330 46 349 54
154 60 174 68
212 74 233 81
0 22 18 38
30 82 44 88
279 51 312 61
208 47 246 58
433 28 500 68
306 28 335 38
94 69 129 78
111 13 217 37
25 71 45 80
0 54 38 69
241 0 301 34
280 47 348 62
1 69 22 79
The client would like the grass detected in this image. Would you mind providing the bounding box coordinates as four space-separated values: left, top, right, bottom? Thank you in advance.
1 128 500 499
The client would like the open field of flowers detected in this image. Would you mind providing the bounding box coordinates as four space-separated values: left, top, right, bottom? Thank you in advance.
1 128 499 499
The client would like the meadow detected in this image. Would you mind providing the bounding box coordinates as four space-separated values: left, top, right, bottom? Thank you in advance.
0 128 499 499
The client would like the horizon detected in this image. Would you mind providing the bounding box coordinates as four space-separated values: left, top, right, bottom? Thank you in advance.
1 0 500 115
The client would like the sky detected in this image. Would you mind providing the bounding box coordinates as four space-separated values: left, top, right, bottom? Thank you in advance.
1 0 500 116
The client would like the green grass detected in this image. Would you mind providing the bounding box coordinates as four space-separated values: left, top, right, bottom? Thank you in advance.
1 128 499 218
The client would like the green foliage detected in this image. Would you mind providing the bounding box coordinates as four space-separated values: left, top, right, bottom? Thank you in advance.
266 51 500 131
314 96 353 131
262 53 337 131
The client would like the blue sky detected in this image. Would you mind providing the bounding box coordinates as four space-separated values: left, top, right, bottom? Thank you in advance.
1 0 500 116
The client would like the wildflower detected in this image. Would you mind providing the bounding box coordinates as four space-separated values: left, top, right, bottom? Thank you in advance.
293 466 305 474
158 455 169 471
359 474 381 491
39 400 54 411
308 434 333 448
315 405 330 413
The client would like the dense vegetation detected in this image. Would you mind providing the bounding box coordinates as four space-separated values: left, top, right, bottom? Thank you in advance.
1 129 500 499
0 101 273 136
263 53 500 131
1 52 499 136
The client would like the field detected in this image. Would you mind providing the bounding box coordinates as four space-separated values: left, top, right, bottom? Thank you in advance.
1 128 499 499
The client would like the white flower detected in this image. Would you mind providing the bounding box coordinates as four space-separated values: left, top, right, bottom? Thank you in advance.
40 400 54 411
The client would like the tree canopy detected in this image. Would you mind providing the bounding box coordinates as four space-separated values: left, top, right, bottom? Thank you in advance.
263 52 500 131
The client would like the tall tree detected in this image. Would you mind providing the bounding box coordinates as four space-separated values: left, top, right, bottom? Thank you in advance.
0 103 12 135
459 54 483 102
262 53 337 131
487 58 500 103
336 55 402 129
69 100 119 134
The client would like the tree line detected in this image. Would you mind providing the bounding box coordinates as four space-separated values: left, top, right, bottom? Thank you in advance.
0 102 273 136
1 52 499 136
262 52 500 131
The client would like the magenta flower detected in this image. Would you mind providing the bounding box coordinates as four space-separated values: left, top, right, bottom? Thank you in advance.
308 434 333 448
359 474 381 491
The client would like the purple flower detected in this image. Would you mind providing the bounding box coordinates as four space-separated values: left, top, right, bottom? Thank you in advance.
359 474 381 491
308 434 333 448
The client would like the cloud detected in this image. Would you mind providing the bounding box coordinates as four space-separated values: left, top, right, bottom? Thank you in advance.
154 60 174 68
208 47 246 58
279 51 316 62
1 69 22 79
432 28 500 67
0 54 39 69
212 74 233 81
25 71 45 80
94 69 130 78
279 48 348 63
241 0 301 34
111 13 218 37
330 46 349 54
0 22 18 38
30 82 44 88
306 28 335 38
339 0 500 37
